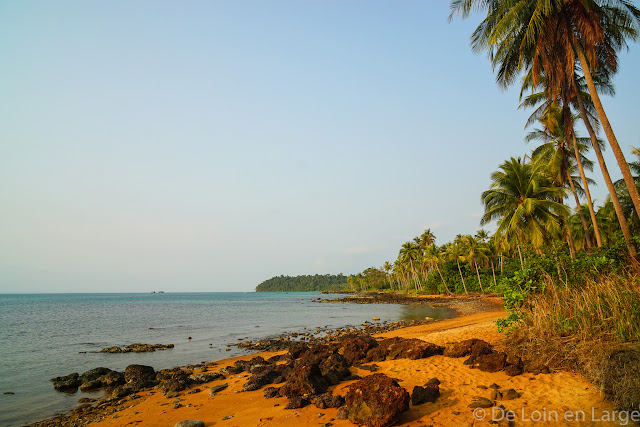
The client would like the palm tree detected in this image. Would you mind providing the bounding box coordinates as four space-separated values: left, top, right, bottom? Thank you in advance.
382 261 394 291
458 234 490 293
481 156 569 250
450 0 640 256
424 244 453 295
447 238 469 295
399 242 422 291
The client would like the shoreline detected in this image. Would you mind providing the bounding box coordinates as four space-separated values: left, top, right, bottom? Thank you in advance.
27 294 622 426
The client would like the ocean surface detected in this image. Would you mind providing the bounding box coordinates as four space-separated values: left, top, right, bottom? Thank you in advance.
0 292 456 426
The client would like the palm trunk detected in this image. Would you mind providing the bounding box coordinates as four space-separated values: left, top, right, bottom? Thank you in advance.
490 259 498 288
569 124 602 246
574 83 636 257
517 245 524 269
474 263 485 294
435 264 453 295
566 169 592 249
456 258 468 295
576 46 640 226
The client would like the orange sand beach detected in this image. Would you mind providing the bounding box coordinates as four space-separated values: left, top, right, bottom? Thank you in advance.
83 307 623 427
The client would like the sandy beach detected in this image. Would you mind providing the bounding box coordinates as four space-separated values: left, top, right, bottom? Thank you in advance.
38 300 621 427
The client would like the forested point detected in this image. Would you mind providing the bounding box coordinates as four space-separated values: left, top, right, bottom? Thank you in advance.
255 274 349 292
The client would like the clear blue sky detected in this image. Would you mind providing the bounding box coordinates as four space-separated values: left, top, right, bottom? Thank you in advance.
1 1 638 292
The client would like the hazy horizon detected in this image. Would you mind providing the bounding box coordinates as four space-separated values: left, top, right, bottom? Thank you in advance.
2 1 639 293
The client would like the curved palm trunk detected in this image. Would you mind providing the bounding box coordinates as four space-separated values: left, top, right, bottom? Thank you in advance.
566 216 577 259
574 85 636 257
576 46 640 227
517 245 524 269
435 264 453 295
490 259 497 287
570 129 602 246
474 262 485 294
566 168 592 250
455 258 468 295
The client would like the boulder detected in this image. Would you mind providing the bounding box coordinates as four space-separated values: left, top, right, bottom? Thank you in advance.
502 388 521 400
111 386 133 399
284 395 310 409
278 363 329 398
338 335 379 365
263 387 280 399
465 352 508 373
468 397 494 409
156 378 189 393
101 370 125 387
174 421 204 427
411 383 440 405
51 373 81 391
342 373 410 427
189 372 224 384
312 392 345 409
371 337 443 361
444 339 494 358
124 365 157 390
79 367 113 384
242 366 286 392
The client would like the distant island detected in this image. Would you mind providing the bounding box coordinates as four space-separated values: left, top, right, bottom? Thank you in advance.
255 274 349 292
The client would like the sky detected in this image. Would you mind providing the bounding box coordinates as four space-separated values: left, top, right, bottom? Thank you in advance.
1 1 639 293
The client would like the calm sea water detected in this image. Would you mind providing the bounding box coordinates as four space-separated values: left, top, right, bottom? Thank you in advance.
0 292 455 426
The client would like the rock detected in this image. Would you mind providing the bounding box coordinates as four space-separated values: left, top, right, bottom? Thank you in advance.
523 360 550 374
365 337 444 362
242 365 290 392
466 352 508 373
501 388 521 400
344 374 361 381
112 386 133 398
338 335 379 365
489 389 502 400
263 387 280 399
124 365 157 390
425 378 440 387
157 378 189 393
312 392 345 409
468 397 494 409
174 421 204 427
358 364 379 372
79 379 103 391
101 370 125 387
79 367 113 384
189 372 224 384
411 384 440 405
444 339 494 358
278 363 329 398
372 317 380 321
51 373 81 391
505 364 524 376
489 383 500 389
165 391 180 398
209 383 228 394
284 395 310 409
342 373 410 427
100 343 174 353
220 365 243 375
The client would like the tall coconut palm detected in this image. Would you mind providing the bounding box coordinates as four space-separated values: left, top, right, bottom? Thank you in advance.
458 234 490 293
399 242 422 291
382 261 393 291
446 239 469 295
481 156 569 249
451 0 640 256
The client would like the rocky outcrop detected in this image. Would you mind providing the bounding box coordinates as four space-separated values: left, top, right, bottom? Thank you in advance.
99 343 174 353
341 373 410 427
411 378 440 405
50 373 81 391
124 365 157 390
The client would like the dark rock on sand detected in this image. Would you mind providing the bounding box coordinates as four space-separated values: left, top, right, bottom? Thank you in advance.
411 384 440 405
189 372 224 384
174 421 205 427
366 337 443 361
278 363 329 398
342 373 410 427
157 378 189 393
501 388 521 400
444 339 494 358
263 387 280 398
468 397 494 408
209 383 228 394
124 365 157 390
338 335 378 365
312 392 345 409
284 395 310 409
111 386 133 398
465 352 508 373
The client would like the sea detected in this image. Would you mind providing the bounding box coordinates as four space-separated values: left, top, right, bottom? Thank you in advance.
0 292 456 426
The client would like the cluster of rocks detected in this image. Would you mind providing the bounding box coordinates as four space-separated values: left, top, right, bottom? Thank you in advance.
235 318 436 352
44 334 549 427
99 343 174 353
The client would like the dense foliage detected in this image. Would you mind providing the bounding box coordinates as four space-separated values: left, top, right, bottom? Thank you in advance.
255 274 349 292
